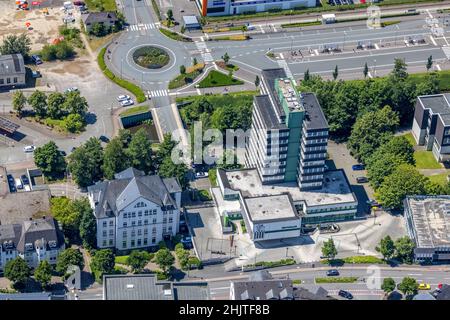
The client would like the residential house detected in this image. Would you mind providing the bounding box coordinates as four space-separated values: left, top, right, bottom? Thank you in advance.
0 54 25 88
81 11 118 33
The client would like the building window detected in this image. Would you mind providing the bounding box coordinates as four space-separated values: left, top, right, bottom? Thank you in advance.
131 240 135 247
144 228 148 235
152 227 156 234
132 212 136 218
6 78 10 84
124 213 128 218
131 230 136 237
103 221 107 228
138 211 142 217
109 221 114 226
109 230 113 236
102 230 107 237
123 222 127 228
123 231 127 238
102 240 107 246
163 218 167 224
169 217 173 223
144 220 148 225
144 210 149 216
138 220 142 226
153 218 157 224
137 239 142 246
109 239 113 246
0 79 4 84
152 209 157 215
152 237 156 244
13 77 17 83
122 241 126 248
144 238 148 245
138 229 142 236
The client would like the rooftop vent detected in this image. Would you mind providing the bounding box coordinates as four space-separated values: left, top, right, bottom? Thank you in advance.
126 284 134 289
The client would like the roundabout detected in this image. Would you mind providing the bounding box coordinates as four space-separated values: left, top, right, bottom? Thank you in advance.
132 45 170 69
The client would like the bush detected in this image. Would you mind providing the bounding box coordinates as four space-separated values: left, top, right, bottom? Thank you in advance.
40 41 74 61
315 277 359 283
114 255 129 265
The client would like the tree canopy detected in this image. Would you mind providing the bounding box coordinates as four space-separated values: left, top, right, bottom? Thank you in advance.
90 249 115 283
34 141 66 180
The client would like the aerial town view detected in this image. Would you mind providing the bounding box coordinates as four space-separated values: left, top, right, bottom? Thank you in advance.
1 0 450 309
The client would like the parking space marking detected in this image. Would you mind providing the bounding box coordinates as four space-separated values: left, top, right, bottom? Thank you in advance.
430 35 438 46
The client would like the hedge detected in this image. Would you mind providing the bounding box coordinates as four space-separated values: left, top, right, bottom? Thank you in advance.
97 47 146 103
315 277 359 283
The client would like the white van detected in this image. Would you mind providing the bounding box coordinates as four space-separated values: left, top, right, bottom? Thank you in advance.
15 178 23 190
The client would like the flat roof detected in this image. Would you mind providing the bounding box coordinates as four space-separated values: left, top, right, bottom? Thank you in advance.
223 169 356 207
405 196 450 248
183 15 200 25
418 94 450 125
244 194 298 222
302 92 329 130
211 187 241 214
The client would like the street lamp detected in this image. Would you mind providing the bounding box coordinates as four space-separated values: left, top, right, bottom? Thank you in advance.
373 59 377 77
120 58 123 79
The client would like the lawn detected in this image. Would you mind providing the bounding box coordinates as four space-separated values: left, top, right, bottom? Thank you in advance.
414 151 442 169
115 255 129 265
120 105 150 117
168 69 203 89
401 132 416 146
427 173 449 186
315 277 359 284
321 255 385 265
159 28 192 42
198 70 244 88
85 0 117 12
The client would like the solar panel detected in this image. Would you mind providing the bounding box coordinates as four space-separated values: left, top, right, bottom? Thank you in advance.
0 116 20 133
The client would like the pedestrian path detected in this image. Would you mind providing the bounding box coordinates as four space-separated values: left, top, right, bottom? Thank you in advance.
195 40 214 62
147 89 169 97
126 22 160 32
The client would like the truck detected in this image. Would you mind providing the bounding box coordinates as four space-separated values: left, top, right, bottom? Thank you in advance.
15 178 23 190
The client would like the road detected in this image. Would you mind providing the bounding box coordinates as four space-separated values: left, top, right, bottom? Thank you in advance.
107 3 450 148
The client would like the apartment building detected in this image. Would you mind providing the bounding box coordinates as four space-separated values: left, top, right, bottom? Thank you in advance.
245 68 329 190
0 54 26 88
0 217 65 271
412 94 450 162
196 0 316 16
87 168 182 251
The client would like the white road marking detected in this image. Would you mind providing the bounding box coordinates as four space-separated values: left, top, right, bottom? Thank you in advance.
196 88 201 95
148 90 168 97
374 43 379 50
280 53 284 59
430 35 438 46
436 64 442 71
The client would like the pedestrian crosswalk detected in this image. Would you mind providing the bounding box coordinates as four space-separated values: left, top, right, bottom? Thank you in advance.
126 22 160 32
147 89 169 98
195 41 214 62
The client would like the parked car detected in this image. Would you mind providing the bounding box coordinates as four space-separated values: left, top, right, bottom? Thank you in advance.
60 150 67 156
23 145 36 152
15 178 23 190
181 236 192 248
31 70 42 78
65 87 79 93
20 174 29 186
7 174 14 183
195 171 209 179
356 176 368 183
418 283 431 290
338 290 353 299
31 55 42 65
120 99 134 107
352 164 365 170
366 199 381 208
99 135 110 143
117 94 131 102
326 269 340 276
73 0 85 5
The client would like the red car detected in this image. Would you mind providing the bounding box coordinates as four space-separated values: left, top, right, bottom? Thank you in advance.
73 1 85 6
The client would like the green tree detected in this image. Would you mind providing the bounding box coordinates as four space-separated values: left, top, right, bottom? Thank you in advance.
90 249 115 283
63 91 88 116
28 90 47 118
376 235 395 260
34 141 66 179
373 136 415 165
363 62 369 78
398 277 418 297
90 23 108 37
78 199 97 249
102 137 130 179
376 165 427 210
127 250 151 273
63 113 85 133
303 69 310 82
50 197 83 240
4 257 31 287
118 128 132 148
158 156 189 189
416 72 440 96
47 92 66 119
391 58 408 81
332 65 339 80
154 248 174 275
175 243 190 271
55 41 75 60
394 236 416 264
381 277 396 294
154 134 176 168
255 75 260 87
321 238 338 259
68 137 104 187
167 9 173 21
222 52 230 64
0 33 31 58
34 260 52 289
348 106 399 163
127 128 153 174
40 44 57 61
367 153 407 189
180 65 186 74
192 57 198 65
56 248 84 275
12 91 27 117
426 55 433 72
